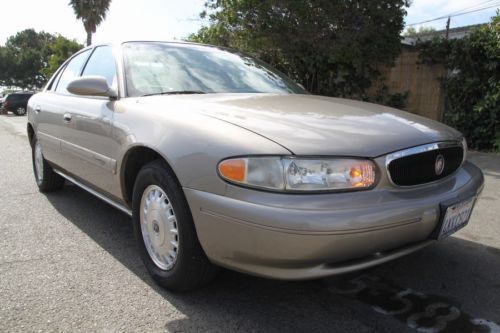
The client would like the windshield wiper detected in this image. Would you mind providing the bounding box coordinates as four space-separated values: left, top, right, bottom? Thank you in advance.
140 90 207 97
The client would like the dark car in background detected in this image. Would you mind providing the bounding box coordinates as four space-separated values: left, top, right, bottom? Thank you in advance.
3 92 35 116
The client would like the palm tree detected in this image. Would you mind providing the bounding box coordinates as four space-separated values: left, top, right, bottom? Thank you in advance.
69 0 112 46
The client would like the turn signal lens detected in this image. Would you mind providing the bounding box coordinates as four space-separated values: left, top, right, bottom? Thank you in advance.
218 159 245 182
218 157 285 190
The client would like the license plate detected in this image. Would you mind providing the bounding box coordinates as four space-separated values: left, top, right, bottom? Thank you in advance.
437 196 476 240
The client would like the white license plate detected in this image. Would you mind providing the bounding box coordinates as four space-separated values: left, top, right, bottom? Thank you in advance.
438 196 476 239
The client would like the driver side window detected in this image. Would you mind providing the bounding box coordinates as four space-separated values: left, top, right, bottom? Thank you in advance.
82 46 117 89
55 50 91 94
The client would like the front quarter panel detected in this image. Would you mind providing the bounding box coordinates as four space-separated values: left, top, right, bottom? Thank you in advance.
112 98 291 197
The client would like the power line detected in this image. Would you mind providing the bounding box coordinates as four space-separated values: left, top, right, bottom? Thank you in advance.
445 0 496 16
406 1 500 27
406 2 500 26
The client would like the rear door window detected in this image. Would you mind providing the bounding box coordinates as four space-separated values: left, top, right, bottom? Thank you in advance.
7 94 20 101
47 66 66 91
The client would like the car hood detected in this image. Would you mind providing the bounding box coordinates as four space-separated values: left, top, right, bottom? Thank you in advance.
138 93 461 157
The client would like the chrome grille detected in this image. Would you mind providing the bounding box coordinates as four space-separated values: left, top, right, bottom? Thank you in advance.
386 142 464 186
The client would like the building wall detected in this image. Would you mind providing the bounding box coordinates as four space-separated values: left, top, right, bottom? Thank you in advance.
376 50 447 121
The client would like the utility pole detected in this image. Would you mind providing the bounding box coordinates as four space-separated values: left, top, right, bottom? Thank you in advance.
445 16 451 39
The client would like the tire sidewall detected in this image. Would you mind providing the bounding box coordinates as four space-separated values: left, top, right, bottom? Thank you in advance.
132 162 201 286
31 138 43 187
31 136 64 192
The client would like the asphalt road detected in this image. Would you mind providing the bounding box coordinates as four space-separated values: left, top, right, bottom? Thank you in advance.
1 114 499 333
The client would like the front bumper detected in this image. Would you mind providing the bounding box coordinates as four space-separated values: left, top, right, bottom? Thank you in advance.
184 161 484 280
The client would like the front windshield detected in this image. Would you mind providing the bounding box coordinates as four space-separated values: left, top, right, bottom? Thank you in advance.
122 42 306 97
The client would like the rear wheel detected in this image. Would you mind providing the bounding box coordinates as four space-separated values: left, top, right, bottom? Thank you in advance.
132 159 217 292
14 106 26 116
31 136 65 192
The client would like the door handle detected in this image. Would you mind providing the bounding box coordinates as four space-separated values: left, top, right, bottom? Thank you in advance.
34 106 41 113
63 113 72 123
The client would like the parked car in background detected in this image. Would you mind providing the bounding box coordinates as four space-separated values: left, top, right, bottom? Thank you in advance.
0 95 4 109
3 91 35 116
27 42 484 292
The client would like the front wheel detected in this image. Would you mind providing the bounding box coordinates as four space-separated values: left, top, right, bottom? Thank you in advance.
14 106 26 116
132 160 217 292
31 136 65 192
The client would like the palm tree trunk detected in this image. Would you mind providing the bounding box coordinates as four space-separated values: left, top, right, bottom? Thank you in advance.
86 31 92 46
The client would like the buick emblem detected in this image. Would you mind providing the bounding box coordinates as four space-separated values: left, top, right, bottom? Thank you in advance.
435 154 445 176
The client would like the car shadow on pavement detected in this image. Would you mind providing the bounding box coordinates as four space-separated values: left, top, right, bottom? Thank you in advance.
45 183 500 332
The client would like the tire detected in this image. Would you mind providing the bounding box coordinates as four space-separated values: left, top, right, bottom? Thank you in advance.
14 106 26 116
132 159 217 292
31 136 65 192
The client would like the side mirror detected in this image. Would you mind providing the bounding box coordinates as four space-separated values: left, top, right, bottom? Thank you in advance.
67 76 117 99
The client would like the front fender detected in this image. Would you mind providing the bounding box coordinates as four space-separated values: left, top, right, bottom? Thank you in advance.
113 100 291 196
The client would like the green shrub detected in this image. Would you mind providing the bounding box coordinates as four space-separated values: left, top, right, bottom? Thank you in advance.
418 12 499 151
189 0 410 105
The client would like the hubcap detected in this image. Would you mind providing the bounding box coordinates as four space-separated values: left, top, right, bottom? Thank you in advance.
34 141 44 184
17 107 26 115
140 185 179 271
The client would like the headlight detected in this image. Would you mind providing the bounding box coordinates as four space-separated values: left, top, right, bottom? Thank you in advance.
218 157 377 192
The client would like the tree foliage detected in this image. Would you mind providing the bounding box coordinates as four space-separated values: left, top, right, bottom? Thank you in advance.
189 0 410 101
40 36 83 79
69 0 112 46
0 29 54 89
418 13 500 151
404 26 436 37
0 29 83 90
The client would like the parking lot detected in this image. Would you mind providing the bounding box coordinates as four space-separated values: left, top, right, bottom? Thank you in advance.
1 114 499 333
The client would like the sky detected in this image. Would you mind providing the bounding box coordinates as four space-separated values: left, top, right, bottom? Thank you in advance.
0 0 498 46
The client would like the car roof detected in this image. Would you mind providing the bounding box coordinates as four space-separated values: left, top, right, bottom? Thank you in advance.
86 40 214 51
6 92 35 98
